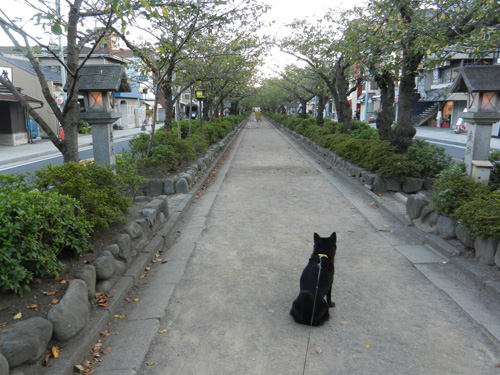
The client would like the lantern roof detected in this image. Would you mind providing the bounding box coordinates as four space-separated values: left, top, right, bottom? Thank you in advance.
450 65 500 93
71 64 131 92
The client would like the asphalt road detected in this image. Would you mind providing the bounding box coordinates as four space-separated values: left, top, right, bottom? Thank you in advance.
0 138 132 175
94 116 500 375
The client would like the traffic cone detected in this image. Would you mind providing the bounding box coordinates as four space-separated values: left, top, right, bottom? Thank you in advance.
60 127 64 140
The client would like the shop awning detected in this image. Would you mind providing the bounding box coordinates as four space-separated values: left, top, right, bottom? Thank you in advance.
142 100 162 108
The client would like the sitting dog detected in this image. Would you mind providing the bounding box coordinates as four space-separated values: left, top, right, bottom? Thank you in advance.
290 232 337 326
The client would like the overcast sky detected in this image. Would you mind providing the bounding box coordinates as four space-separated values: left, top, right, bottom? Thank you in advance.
0 0 365 76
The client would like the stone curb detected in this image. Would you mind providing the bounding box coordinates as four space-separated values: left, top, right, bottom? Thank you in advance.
269 119 500 301
4 120 247 375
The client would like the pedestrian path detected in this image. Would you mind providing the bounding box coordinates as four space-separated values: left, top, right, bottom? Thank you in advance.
95 117 500 375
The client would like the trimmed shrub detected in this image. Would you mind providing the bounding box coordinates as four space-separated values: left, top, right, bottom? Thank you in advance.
406 138 453 178
34 162 133 229
431 164 488 217
0 174 91 296
455 190 500 240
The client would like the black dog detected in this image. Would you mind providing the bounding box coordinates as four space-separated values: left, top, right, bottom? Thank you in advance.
290 232 337 326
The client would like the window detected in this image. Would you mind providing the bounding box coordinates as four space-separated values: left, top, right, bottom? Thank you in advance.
127 105 135 116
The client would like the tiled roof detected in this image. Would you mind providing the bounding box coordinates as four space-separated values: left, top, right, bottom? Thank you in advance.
0 52 61 82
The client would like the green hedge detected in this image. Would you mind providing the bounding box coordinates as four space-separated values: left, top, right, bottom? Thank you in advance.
0 175 92 296
267 113 452 180
130 114 245 174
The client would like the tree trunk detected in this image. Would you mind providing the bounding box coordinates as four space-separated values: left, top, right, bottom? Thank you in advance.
299 99 308 118
373 71 395 141
335 60 352 133
316 94 327 125
391 52 422 153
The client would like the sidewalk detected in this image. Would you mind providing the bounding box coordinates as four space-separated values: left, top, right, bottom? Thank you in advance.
91 117 500 375
0 127 149 167
415 125 500 150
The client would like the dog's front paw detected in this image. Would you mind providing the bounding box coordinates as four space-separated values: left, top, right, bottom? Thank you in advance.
328 301 335 308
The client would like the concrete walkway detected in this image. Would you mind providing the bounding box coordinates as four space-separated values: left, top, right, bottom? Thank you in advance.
94 115 500 375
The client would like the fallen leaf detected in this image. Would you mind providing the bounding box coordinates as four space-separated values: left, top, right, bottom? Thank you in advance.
315 347 322 354
100 346 112 355
100 330 111 338
27 304 38 310
365 344 371 349
377 193 382 196
147 362 154 366
42 290 58 296
441 261 448 264
133 298 139 303
383 225 390 228
139 272 147 279
339 321 349 325
51 299 59 305
99 303 110 307
113 314 127 319
74 364 86 371
42 353 52 366
52 345 60 358
124 297 132 302
105 293 113 298
158 329 167 334
13 312 22 320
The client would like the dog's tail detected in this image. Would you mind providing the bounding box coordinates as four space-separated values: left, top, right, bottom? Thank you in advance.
290 290 314 325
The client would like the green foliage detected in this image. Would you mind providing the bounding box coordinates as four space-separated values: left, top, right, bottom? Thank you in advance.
115 153 148 196
489 151 500 190
406 138 453 178
349 121 378 140
78 120 91 134
431 164 487 217
34 162 132 229
455 191 500 240
0 174 91 296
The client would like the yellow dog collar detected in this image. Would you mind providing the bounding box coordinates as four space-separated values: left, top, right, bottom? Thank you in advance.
318 254 328 258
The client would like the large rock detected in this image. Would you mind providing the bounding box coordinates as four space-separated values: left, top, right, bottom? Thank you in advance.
406 195 429 220
361 171 376 185
93 250 116 280
175 177 189 194
163 178 176 195
455 224 475 249
145 196 169 218
437 216 457 240
112 233 133 261
384 177 401 192
495 242 500 268
371 176 386 195
122 221 143 240
0 317 53 367
402 178 423 193
474 237 500 265
75 264 96 300
47 279 90 342
146 178 163 197
0 353 8 374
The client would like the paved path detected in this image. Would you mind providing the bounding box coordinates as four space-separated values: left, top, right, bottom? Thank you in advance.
95 115 500 375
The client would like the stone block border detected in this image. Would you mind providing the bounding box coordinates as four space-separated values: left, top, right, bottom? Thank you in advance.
0 120 246 375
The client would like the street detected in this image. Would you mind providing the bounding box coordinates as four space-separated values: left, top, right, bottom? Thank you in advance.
93 117 500 375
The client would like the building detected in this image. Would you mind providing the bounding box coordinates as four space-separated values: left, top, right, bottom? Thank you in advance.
0 51 61 145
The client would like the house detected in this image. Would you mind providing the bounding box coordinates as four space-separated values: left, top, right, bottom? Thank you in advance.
417 51 500 135
0 51 61 145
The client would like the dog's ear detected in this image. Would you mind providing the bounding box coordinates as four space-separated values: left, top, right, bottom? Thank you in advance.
330 232 337 243
314 233 320 243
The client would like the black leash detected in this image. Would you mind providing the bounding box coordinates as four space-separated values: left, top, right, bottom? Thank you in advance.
302 254 326 375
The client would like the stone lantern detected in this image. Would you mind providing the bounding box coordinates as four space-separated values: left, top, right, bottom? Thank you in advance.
77 64 131 166
450 65 500 183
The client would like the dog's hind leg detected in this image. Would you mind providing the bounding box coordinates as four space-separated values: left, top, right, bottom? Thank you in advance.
327 285 335 308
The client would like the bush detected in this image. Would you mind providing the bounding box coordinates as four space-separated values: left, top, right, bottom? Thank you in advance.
78 120 91 134
489 151 500 190
406 138 453 178
431 164 488 217
0 174 91 296
455 190 500 240
34 162 133 229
